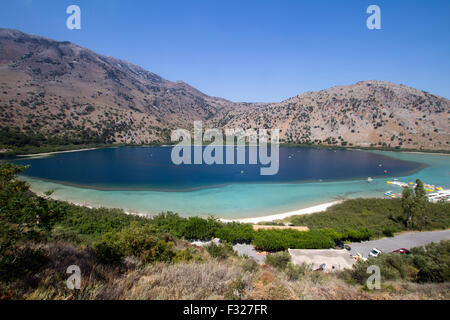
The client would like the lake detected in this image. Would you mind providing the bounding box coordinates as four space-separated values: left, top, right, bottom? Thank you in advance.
13 147 450 219
15 146 423 190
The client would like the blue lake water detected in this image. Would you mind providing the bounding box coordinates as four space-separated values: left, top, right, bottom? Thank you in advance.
13 147 450 219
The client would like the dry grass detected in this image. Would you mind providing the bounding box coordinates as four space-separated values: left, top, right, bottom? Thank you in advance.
97 260 251 300
1 242 449 300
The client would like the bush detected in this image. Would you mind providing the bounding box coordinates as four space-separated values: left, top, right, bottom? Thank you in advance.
148 212 187 237
241 258 259 273
0 163 64 274
253 229 334 251
94 237 125 264
265 251 291 270
205 242 234 260
342 228 372 242
180 217 222 240
0 247 49 281
348 241 449 284
216 223 255 244
284 262 309 281
288 198 450 239
94 223 176 264
319 228 343 242
382 226 398 237
411 241 450 283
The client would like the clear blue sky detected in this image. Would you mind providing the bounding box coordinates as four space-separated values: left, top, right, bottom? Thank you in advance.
1 0 449 102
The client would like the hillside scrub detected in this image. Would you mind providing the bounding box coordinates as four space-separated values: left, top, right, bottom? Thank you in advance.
253 229 335 251
340 240 450 285
287 198 450 238
1 163 450 300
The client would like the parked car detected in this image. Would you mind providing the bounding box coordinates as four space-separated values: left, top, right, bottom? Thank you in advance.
334 242 351 251
335 241 344 249
392 248 410 254
369 248 382 258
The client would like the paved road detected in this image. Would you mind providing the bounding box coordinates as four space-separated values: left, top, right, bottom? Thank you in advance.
349 230 450 258
233 244 266 264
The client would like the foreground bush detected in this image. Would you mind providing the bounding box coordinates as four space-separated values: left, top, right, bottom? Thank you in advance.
179 217 222 240
204 242 235 260
265 251 291 270
0 164 65 280
347 241 450 284
215 222 255 243
95 223 175 264
253 229 334 251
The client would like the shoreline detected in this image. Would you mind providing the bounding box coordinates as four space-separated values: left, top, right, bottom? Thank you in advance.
18 147 101 158
29 183 340 222
9 143 450 158
220 201 342 223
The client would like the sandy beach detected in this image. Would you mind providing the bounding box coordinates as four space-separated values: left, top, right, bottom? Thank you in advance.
19 147 101 158
28 182 339 223
221 201 342 223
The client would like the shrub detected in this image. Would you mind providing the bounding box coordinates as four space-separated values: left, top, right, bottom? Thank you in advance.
382 226 397 237
265 251 291 270
284 262 309 281
241 258 259 273
216 223 255 243
180 217 221 240
149 212 186 237
288 198 450 239
319 228 343 242
348 241 450 284
342 228 372 242
253 229 334 251
411 241 450 283
94 235 125 264
205 242 234 260
173 248 195 263
0 247 48 281
94 223 176 264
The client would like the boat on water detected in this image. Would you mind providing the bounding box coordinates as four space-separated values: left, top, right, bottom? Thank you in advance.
384 180 450 202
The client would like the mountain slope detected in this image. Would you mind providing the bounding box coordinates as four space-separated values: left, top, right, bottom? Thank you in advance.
0 29 448 150
0 28 239 144
216 80 449 150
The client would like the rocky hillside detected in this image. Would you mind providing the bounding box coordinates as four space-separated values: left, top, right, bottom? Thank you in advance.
0 28 240 145
0 29 449 150
217 81 449 150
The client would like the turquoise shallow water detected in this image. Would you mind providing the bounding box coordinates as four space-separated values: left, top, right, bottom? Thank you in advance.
21 150 450 219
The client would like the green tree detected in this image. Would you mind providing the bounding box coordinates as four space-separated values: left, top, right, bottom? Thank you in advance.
0 163 65 278
414 179 428 231
401 187 415 229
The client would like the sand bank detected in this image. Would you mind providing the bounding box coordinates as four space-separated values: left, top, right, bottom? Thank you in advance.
221 201 342 224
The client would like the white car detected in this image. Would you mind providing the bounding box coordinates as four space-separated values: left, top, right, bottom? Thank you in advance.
369 248 382 258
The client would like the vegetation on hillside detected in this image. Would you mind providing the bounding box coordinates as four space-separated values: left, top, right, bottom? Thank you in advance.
341 241 450 284
1 163 449 300
286 196 450 239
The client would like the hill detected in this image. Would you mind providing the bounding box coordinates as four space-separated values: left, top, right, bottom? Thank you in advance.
216 80 449 150
0 29 448 150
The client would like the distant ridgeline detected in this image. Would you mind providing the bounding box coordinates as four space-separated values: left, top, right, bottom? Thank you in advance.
0 29 449 152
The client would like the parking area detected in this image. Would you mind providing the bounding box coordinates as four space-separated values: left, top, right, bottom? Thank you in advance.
349 229 450 258
233 243 267 264
288 249 355 271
